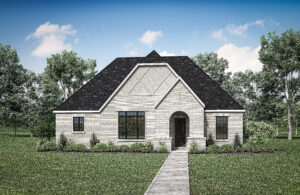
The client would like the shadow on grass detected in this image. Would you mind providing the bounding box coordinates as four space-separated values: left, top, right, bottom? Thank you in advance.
276 136 300 139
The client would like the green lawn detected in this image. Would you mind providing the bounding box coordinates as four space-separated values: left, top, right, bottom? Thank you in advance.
0 128 167 194
189 139 300 194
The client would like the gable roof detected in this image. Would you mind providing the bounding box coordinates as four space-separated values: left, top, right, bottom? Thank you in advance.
54 50 243 111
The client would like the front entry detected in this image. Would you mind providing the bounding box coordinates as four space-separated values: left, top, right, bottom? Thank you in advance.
175 118 186 147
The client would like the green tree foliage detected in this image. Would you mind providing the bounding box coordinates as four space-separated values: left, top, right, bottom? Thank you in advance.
32 121 55 141
0 43 28 136
45 50 97 100
259 29 300 140
192 52 232 90
229 70 260 120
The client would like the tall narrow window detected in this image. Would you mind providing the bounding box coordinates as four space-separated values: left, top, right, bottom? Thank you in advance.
73 117 84 131
118 111 145 139
216 116 228 139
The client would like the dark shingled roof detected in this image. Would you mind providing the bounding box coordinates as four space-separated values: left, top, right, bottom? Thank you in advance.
55 50 243 111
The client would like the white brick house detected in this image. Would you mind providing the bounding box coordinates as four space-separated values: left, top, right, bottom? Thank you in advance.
54 51 244 151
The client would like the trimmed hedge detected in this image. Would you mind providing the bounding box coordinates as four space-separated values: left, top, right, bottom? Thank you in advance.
37 140 163 153
189 142 274 154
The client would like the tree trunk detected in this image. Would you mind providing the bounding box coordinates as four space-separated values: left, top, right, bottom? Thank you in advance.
287 101 293 140
276 124 279 136
296 119 298 136
14 126 16 137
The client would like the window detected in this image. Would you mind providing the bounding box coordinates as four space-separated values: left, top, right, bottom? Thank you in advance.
118 111 145 139
216 116 228 139
73 117 84 131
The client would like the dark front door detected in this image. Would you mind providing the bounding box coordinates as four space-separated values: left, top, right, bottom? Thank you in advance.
175 118 186 147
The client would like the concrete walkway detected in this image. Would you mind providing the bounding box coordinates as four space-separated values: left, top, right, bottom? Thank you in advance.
144 148 190 195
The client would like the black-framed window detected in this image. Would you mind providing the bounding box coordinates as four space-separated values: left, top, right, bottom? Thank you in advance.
73 117 84 131
118 111 145 139
216 116 228 139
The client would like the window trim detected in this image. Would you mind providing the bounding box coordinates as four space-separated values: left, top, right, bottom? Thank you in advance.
216 116 228 140
118 111 145 139
73 117 84 132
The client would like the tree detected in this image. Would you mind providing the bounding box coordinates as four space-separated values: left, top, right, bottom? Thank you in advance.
230 70 260 121
192 52 232 89
23 70 41 133
259 29 300 140
0 43 28 136
45 50 97 100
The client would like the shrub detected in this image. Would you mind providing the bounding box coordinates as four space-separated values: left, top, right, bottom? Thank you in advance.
64 141 88 152
157 142 168 153
107 141 117 152
130 143 145 152
189 141 199 154
33 121 55 141
246 121 276 144
206 133 214 146
92 143 108 152
37 141 58 152
89 133 99 148
206 145 220 153
143 141 154 153
220 144 235 153
119 145 130 152
233 133 242 148
58 133 68 149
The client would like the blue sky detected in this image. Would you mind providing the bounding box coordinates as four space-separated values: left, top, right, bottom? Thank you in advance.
1 0 300 73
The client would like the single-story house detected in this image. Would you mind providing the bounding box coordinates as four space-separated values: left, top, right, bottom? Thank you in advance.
54 50 244 151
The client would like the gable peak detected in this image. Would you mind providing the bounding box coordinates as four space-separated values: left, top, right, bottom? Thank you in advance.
146 50 161 59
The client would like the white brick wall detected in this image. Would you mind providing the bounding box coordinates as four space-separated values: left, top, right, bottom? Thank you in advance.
204 112 243 146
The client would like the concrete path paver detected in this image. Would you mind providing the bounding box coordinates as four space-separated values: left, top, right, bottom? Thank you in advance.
144 148 190 195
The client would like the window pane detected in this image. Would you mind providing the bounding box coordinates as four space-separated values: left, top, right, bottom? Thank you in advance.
73 117 79 131
119 112 126 116
216 116 228 139
119 116 126 139
138 111 145 116
138 116 145 139
79 117 84 131
127 115 137 138
127 111 137 116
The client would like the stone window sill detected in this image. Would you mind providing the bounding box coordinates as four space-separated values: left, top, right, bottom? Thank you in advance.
118 139 146 142
215 139 229 142
72 131 85 134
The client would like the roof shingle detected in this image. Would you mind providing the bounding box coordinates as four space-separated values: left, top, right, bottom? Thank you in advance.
55 50 243 111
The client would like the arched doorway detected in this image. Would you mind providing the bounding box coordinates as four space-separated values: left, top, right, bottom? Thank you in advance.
170 111 189 149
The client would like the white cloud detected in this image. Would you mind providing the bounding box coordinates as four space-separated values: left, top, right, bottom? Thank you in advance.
139 30 163 46
129 49 138 56
159 51 175 56
26 22 76 58
124 42 133 48
226 20 264 37
211 29 226 41
216 43 262 73
181 50 188 55
74 38 79 43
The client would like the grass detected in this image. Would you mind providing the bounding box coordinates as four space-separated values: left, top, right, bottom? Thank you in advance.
0 128 167 194
189 139 300 194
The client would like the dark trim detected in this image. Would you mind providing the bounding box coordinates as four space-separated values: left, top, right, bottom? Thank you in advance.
73 117 84 131
216 116 228 139
118 111 145 139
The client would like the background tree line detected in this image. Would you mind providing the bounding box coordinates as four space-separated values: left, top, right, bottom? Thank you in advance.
0 45 97 138
193 29 300 140
0 29 299 140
